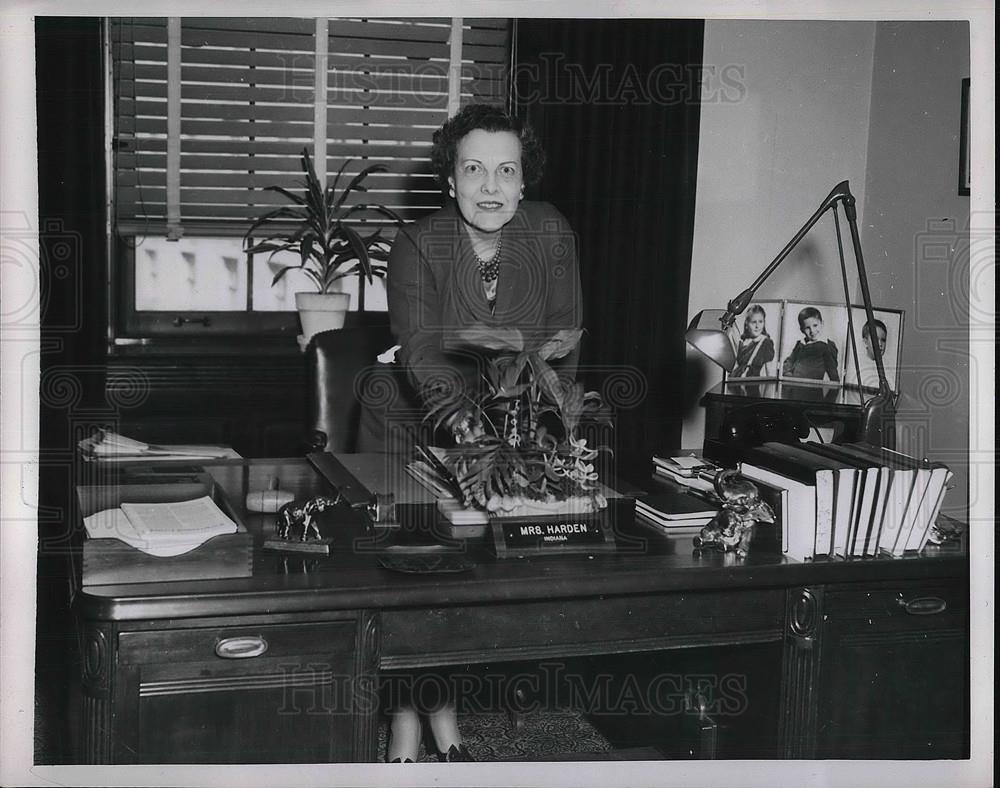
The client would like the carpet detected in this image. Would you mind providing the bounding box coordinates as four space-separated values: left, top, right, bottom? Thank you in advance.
376 710 614 762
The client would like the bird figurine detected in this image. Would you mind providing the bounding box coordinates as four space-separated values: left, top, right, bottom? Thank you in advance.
693 469 775 558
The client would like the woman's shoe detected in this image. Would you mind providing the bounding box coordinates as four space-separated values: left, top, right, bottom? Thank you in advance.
439 743 475 762
389 757 414 763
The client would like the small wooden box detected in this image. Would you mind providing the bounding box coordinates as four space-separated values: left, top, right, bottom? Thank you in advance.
76 474 252 587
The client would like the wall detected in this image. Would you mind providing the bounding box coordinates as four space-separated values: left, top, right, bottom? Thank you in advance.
683 20 876 446
862 21 971 515
684 19 973 516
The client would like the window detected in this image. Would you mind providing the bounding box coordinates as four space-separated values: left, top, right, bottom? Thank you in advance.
109 16 510 341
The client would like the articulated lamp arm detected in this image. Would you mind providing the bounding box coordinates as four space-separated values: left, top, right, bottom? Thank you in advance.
703 180 895 447
721 181 853 328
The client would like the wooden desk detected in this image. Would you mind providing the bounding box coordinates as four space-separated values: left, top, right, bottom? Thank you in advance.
72 458 969 764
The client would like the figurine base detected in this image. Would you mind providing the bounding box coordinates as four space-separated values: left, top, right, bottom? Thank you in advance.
262 537 333 555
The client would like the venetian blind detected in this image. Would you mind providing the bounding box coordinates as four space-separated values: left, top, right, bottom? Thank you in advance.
111 17 510 238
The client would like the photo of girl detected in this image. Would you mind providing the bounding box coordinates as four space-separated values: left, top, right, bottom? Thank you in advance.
730 301 780 379
779 302 848 383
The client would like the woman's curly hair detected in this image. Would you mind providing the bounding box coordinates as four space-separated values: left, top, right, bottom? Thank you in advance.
430 104 546 191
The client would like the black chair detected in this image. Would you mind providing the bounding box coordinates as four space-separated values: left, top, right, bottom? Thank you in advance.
305 325 395 453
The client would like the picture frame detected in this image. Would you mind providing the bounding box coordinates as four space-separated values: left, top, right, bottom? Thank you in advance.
725 299 783 381
843 306 905 394
777 301 849 385
959 77 970 196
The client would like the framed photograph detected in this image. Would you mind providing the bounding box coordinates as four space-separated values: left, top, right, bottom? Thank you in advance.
959 77 970 196
778 301 849 384
726 300 783 380
843 306 904 393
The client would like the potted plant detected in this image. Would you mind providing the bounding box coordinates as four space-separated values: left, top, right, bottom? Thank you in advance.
425 328 612 518
243 148 402 343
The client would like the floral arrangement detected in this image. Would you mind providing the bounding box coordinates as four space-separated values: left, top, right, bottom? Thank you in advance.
425 328 612 517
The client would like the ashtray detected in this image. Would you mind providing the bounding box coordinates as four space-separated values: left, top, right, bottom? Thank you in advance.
377 547 476 574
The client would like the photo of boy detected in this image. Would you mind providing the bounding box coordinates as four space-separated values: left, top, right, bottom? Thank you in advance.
844 306 903 392
730 302 779 379
780 305 842 382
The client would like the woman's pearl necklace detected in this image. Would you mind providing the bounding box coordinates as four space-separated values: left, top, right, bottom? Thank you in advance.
474 231 502 283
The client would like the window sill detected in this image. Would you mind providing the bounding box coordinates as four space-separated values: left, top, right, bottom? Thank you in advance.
109 335 304 358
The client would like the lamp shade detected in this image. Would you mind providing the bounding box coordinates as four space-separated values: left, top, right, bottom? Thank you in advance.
685 309 740 372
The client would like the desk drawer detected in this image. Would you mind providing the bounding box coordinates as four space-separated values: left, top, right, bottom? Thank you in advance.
112 617 368 764
119 621 354 666
382 589 785 668
822 579 968 631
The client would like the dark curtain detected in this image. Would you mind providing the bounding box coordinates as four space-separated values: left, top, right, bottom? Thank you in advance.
514 19 704 480
34 19 107 763
35 16 107 542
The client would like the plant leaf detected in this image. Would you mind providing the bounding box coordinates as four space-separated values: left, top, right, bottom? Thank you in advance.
527 352 565 412
328 158 352 205
339 223 374 283
270 264 301 286
334 163 388 212
534 329 583 360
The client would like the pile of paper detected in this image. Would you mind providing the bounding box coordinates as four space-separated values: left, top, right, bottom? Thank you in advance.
84 495 238 557
79 430 233 461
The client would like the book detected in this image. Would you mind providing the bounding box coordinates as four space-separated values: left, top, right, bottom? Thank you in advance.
742 476 788 553
84 495 239 557
805 442 889 556
634 487 717 533
798 442 879 557
909 466 953 550
759 442 857 558
635 490 719 521
876 448 944 554
840 443 932 556
737 443 838 558
830 443 954 556
635 512 711 535
737 460 814 561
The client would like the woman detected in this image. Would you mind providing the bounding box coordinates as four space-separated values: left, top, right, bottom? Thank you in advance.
387 104 582 413
380 104 583 762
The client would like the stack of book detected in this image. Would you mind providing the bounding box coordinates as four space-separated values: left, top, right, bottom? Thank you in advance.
737 441 952 561
635 489 720 533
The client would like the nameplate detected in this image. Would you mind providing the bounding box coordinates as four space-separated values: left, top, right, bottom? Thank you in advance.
490 512 616 558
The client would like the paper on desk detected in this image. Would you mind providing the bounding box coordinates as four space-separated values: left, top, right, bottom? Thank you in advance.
670 455 708 470
81 430 234 460
405 461 457 500
85 496 238 557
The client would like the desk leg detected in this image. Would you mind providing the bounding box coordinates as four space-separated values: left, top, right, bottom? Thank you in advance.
779 586 823 758
78 620 114 764
353 610 381 762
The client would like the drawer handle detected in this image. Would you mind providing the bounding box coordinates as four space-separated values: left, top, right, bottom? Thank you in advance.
896 594 948 615
215 635 269 659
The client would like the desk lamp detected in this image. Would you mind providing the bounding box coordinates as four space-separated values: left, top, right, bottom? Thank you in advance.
686 181 896 448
